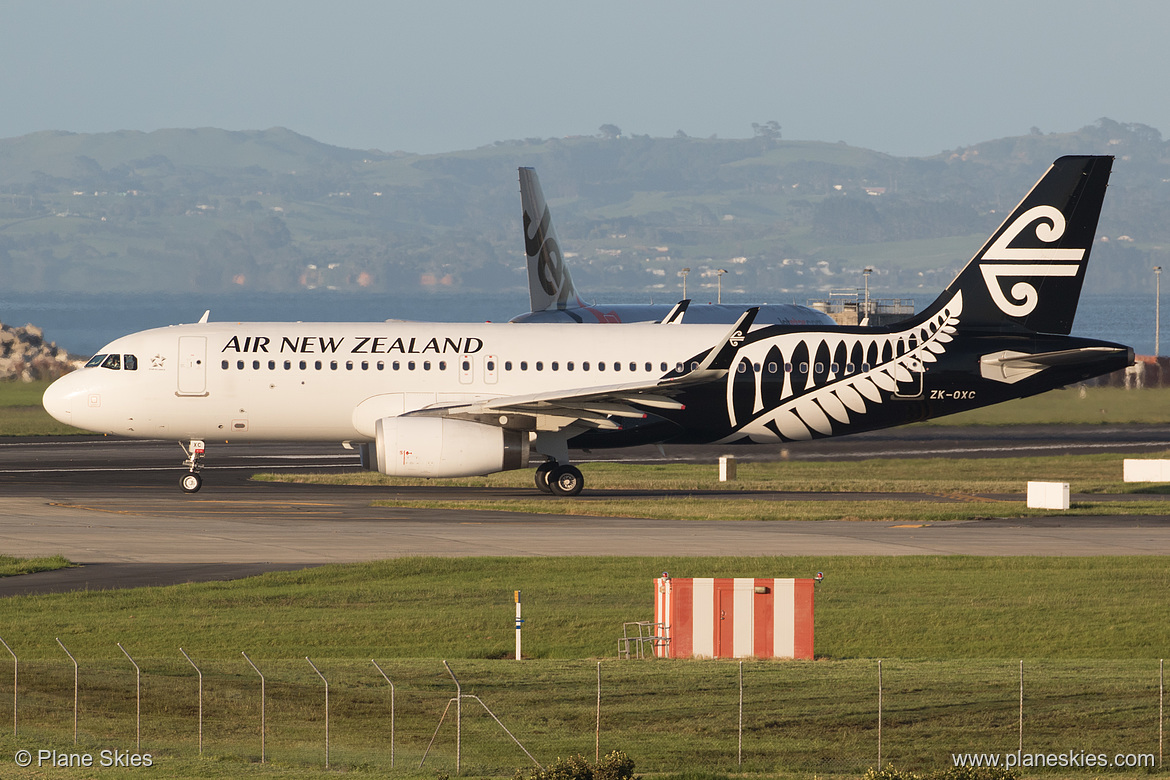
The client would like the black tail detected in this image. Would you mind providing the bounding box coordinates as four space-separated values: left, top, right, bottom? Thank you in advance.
921 155 1113 335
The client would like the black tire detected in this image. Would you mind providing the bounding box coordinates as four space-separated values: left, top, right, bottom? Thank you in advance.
181 473 203 493
534 462 555 494
549 464 584 497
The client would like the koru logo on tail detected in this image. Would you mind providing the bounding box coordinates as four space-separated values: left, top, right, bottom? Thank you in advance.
979 205 1085 316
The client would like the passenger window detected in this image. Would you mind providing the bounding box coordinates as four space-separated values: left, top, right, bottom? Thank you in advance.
567 361 574 371
785 362 793 373
424 361 431 370
237 360 244 370
221 360 229 370
613 362 620 372
598 362 605 371
361 361 369 370
124 355 138 371
486 360 495 371
439 360 447 370
505 361 513 371
645 362 652 372
830 363 840 374
520 361 528 371
676 362 684 372
536 361 544 371
737 362 747 373
252 360 260 370
551 361 559 371
583 361 590 371
629 362 636 371
799 362 809 374
376 361 384 370
346 361 354 370
314 360 322 370
299 360 307 370
767 362 778 373
408 361 416 370
661 362 668 372
101 354 121 370
690 361 699 371
86 354 107 368
393 361 400 370
330 361 338 370
284 360 292 370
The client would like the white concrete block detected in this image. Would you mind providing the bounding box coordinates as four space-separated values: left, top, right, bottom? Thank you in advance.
1123 459 1170 483
719 455 737 482
1027 481 1069 510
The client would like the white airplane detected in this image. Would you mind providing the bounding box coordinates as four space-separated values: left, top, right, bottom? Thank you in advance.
43 156 1131 496
509 167 837 326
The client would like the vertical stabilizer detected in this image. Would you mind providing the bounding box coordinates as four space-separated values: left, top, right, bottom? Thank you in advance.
922 155 1113 334
521 167 580 311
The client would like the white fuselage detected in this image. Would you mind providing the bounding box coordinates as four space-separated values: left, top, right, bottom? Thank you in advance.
43 320 732 442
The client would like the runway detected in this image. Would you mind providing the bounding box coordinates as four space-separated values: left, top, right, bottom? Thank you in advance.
1 426 1169 594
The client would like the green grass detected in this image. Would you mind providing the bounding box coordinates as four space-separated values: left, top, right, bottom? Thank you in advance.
0 554 73 578
0 379 88 435
0 557 1167 778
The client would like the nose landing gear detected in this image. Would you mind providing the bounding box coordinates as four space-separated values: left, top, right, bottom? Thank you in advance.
179 439 206 493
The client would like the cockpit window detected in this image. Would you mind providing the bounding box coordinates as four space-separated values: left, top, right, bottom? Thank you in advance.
124 354 138 371
100 354 121 370
85 354 107 368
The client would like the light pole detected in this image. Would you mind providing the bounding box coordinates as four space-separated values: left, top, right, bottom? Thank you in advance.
679 267 690 299
1156 266 1163 356
716 269 727 303
863 267 873 318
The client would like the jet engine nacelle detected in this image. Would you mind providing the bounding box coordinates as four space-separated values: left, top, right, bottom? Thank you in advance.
368 416 530 478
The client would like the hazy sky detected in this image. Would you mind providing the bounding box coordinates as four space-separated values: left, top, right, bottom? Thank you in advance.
3 0 1166 157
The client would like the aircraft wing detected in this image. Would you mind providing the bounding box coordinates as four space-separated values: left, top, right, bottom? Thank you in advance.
406 308 759 431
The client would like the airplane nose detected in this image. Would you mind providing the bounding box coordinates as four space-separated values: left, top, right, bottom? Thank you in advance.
42 374 78 426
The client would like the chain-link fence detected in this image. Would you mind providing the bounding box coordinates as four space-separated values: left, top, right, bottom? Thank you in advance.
0 648 1163 775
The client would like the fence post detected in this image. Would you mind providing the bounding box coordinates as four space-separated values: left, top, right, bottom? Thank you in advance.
241 652 265 763
1018 660 1024 753
877 660 882 768
117 643 141 750
56 638 78 745
306 657 329 768
371 660 395 768
179 648 202 756
738 661 743 767
595 661 601 763
445 660 462 775
0 636 15 738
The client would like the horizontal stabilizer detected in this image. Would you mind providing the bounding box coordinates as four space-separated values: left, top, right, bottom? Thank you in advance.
980 346 1130 384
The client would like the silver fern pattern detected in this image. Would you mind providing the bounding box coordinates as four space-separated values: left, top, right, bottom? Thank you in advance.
720 291 963 443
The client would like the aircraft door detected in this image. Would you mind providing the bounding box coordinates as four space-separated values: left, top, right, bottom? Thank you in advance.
893 356 925 399
177 337 208 396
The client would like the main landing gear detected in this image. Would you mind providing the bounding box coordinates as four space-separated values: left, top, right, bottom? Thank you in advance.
179 439 206 493
534 460 584 497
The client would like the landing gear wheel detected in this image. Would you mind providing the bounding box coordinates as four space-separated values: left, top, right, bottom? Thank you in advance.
180 473 203 493
534 462 555 494
548 464 584 497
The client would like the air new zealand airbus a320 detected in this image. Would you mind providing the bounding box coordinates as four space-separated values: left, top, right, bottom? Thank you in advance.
43 156 1133 496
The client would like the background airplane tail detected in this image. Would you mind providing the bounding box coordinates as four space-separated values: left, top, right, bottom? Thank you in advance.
921 155 1113 335
520 167 580 312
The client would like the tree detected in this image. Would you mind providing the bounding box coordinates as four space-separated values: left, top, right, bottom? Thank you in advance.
599 124 622 139
752 121 782 140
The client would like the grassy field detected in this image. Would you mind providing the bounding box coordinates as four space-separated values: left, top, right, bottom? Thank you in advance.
0 555 72 578
0 557 1167 778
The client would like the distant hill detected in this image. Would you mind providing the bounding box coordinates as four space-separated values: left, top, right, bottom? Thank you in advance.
0 119 1165 298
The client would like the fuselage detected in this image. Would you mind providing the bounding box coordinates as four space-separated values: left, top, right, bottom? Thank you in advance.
43 320 731 442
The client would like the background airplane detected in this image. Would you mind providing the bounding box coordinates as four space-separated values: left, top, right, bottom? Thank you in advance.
509 167 838 326
43 157 1131 496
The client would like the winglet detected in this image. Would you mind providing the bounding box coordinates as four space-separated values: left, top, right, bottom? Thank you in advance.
658 300 690 324
690 307 758 374
198 310 210 324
